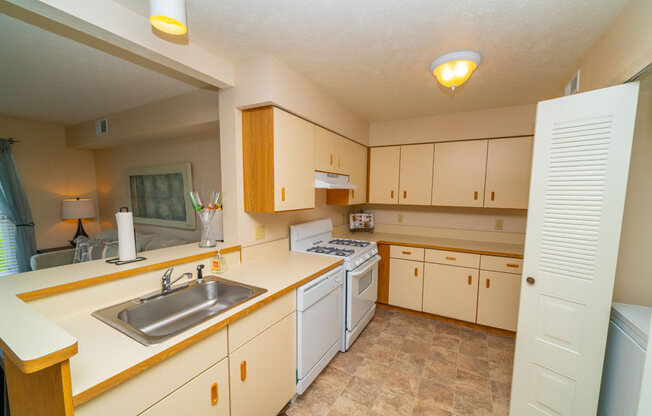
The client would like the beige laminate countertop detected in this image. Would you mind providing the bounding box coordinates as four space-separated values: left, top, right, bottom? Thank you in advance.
0 243 342 404
333 231 524 258
60 250 341 399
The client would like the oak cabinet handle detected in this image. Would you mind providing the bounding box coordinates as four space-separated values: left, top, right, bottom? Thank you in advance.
330 154 333 165
211 382 218 405
240 361 247 381
402 251 412 255
281 187 285 201
352 190 355 198
391 190 394 199
486 279 490 289
491 191 495 201
506 263 519 268
467 275 472 285
403 190 407 199
445 256 456 261
474 191 478 200
338 156 341 167
414 268 418 277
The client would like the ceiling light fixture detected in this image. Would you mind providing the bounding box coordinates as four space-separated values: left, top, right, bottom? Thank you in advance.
430 51 482 90
149 0 188 35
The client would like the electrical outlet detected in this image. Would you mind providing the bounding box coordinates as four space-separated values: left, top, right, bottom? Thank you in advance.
254 224 265 240
494 219 504 231
398 214 404 223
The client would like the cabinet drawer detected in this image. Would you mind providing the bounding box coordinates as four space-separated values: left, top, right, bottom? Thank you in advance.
425 249 480 268
229 290 296 353
390 245 424 261
480 255 523 274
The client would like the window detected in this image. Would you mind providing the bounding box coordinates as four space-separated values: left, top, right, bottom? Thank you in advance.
0 215 19 276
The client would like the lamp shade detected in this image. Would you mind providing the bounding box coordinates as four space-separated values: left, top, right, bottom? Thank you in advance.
62 198 96 220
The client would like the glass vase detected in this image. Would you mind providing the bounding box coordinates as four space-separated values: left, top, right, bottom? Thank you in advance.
197 209 216 248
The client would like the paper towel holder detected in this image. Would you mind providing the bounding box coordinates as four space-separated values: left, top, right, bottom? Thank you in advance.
106 206 147 265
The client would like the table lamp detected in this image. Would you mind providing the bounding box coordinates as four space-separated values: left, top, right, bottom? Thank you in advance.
62 198 96 246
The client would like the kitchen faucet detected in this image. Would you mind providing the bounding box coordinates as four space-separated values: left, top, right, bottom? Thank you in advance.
161 268 194 293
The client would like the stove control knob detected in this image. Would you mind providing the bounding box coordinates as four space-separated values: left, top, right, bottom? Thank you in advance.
372 248 378 255
365 253 371 259
356 259 362 266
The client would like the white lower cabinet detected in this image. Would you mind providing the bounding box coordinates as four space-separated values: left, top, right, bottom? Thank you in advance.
229 312 297 416
140 358 230 416
422 263 479 322
476 270 521 331
388 258 423 311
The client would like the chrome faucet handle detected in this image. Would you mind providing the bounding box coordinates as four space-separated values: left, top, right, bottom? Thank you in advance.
161 268 174 291
168 272 193 289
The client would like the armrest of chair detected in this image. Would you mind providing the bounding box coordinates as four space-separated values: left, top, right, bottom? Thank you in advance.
30 249 75 271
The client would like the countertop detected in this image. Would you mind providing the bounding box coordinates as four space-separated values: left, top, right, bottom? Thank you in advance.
0 242 342 403
333 230 524 258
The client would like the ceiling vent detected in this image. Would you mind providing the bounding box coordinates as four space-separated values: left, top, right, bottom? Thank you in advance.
95 118 108 135
564 69 581 96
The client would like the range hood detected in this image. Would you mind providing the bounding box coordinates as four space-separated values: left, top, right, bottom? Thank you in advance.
314 171 357 190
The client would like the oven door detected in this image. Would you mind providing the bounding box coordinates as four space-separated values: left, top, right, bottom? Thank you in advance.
347 255 380 330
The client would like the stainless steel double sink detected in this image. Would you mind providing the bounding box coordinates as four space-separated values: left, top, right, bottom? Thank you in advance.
92 276 267 346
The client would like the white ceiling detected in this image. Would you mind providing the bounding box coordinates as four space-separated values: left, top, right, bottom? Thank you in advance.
115 0 629 122
0 13 198 125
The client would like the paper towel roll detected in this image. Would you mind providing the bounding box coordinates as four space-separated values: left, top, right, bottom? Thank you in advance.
115 211 136 261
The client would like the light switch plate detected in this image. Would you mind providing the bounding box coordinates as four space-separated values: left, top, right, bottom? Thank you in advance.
254 224 265 240
494 219 504 231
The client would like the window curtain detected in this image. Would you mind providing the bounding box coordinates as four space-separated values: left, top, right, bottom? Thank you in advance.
0 139 36 273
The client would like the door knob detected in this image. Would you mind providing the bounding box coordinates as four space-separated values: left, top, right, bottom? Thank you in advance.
526 276 535 285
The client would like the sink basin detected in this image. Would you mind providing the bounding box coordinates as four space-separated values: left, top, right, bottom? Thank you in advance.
92 276 267 346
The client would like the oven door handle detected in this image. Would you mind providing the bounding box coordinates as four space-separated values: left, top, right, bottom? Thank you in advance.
351 255 381 278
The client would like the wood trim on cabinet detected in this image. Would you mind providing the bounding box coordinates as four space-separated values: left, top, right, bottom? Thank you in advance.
211 382 218 405
4 357 74 416
378 241 523 259
240 361 247 381
377 244 390 304
243 106 275 213
71 259 344 407
17 246 242 302
326 188 351 205
376 302 516 338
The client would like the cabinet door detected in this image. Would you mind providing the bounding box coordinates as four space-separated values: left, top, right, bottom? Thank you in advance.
230 312 297 416
432 140 487 207
349 141 368 204
388 258 423 311
477 271 521 331
399 144 434 205
369 146 400 204
483 137 534 209
141 358 229 416
422 263 479 322
334 134 351 174
273 108 316 211
315 126 336 173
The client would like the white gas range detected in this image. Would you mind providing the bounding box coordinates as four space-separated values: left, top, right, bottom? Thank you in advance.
290 219 380 351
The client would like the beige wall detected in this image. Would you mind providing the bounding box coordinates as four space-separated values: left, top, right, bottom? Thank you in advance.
568 0 652 93
66 89 219 149
219 54 370 244
369 103 536 146
0 116 100 249
94 131 221 241
613 86 652 306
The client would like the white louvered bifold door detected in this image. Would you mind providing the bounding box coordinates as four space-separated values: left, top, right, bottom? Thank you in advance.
510 83 640 416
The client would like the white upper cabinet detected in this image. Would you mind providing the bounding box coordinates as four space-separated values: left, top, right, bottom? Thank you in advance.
484 137 534 209
349 141 368 204
432 140 488 207
368 146 401 204
399 144 434 205
315 126 336 173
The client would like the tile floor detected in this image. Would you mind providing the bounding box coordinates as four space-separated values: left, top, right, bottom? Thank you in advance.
281 307 515 416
